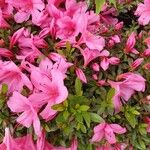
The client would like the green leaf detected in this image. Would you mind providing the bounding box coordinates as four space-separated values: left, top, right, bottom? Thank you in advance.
90 113 104 123
95 0 105 14
82 112 91 128
107 88 115 101
52 104 65 111
109 0 116 7
79 105 90 111
75 113 83 123
63 111 69 120
125 112 137 128
1 84 8 94
75 78 82 96
66 41 71 52
80 124 87 133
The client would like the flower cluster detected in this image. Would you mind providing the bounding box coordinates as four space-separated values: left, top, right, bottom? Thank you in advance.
0 0 150 149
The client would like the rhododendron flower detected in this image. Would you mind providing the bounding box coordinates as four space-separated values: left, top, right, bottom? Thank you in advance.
76 68 87 83
0 61 32 93
135 0 150 25
124 32 139 54
91 122 126 144
6 0 45 23
7 92 41 136
108 73 146 112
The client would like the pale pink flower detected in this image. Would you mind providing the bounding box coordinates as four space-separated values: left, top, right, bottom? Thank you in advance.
0 61 32 93
75 68 87 83
124 32 139 54
135 0 150 25
7 92 41 136
108 73 145 112
130 58 144 70
91 122 126 144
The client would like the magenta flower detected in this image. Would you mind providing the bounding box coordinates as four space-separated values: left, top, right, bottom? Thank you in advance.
91 122 126 144
135 0 150 25
7 92 41 136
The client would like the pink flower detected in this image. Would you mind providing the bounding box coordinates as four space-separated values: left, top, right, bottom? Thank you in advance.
37 131 78 150
0 128 36 150
100 57 120 71
91 122 126 144
96 143 127 150
78 47 102 67
7 0 45 23
92 63 100 72
82 31 105 51
30 68 68 121
130 58 144 70
0 48 13 58
7 92 41 136
124 32 139 54
76 68 87 83
108 73 145 112
0 61 32 93
0 9 10 28
135 0 150 25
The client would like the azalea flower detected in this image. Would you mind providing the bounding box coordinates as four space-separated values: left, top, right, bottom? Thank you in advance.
0 61 32 93
108 73 146 112
7 92 41 136
0 128 36 150
124 32 139 54
75 68 87 83
91 122 126 144
135 0 150 25
6 0 45 23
